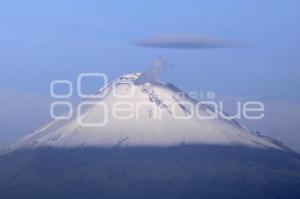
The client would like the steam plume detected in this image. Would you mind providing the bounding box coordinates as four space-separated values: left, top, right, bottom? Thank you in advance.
135 57 171 84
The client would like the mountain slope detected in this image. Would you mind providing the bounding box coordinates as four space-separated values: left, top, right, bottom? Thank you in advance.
0 72 299 199
5 72 285 152
0 145 300 199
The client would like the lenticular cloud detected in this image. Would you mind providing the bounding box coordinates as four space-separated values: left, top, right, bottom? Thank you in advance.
133 33 240 49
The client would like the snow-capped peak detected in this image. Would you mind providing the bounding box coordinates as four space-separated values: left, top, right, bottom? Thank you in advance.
4 72 287 153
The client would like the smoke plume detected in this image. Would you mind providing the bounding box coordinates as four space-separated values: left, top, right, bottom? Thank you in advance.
135 57 171 84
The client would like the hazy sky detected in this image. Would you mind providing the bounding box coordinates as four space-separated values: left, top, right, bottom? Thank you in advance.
0 1 299 150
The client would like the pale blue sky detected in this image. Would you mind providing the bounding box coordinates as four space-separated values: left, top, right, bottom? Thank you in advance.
0 1 299 150
0 0 299 100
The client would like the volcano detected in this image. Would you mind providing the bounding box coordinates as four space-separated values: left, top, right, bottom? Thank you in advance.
4 72 287 151
0 72 299 199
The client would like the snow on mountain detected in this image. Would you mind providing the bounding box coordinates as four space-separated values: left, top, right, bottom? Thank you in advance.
5 72 286 152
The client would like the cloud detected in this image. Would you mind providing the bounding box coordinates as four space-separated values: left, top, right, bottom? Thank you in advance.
133 33 240 49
